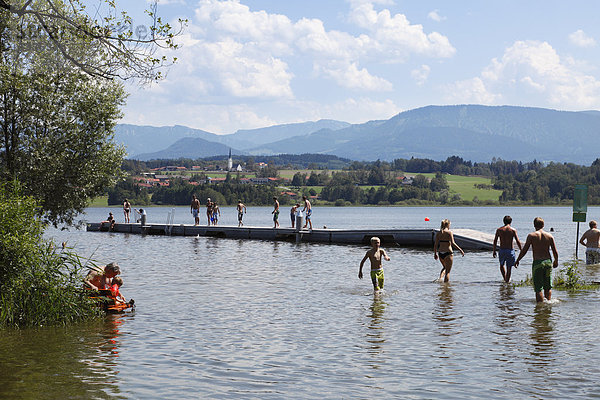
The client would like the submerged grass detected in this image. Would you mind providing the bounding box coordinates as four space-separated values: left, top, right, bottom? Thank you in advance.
514 259 600 291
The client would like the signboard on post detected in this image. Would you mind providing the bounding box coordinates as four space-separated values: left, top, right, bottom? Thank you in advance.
573 184 588 221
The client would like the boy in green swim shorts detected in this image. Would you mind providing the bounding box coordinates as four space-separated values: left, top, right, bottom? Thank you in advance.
358 237 391 292
516 217 559 302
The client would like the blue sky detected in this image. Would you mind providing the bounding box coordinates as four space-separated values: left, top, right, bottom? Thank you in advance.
117 0 600 133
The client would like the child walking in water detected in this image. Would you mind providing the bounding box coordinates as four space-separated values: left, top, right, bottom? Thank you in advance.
359 237 391 292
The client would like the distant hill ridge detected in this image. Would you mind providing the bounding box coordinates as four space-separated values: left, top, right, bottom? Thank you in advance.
115 105 600 164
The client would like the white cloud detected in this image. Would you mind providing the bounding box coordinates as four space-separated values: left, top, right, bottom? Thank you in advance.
348 2 455 59
174 0 455 99
569 29 596 48
446 40 600 108
427 9 446 22
411 64 430 85
320 62 393 91
125 0 456 132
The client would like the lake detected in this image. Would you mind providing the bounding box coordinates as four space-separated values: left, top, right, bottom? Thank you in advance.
2 206 600 399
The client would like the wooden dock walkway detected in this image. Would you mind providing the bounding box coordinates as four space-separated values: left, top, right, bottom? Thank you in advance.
87 223 495 250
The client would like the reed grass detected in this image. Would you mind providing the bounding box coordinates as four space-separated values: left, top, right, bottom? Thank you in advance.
0 182 102 328
514 259 600 291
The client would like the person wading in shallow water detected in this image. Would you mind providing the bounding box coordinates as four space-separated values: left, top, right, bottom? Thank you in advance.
493 215 522 282
579 220 600 265
433 219 464 282
516 217 559 303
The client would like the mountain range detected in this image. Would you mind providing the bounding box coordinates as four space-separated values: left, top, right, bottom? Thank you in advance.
115 105 600 164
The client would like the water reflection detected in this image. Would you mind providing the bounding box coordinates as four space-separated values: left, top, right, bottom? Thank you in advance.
366 294 387 369
433 283 458 336
495 283 519 332
0 317 126 399
528 304 556 367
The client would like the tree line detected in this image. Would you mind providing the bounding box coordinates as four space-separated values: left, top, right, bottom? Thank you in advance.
113 156 600 206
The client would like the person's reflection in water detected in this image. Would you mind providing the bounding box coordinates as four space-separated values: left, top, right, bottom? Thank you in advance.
433 283 459 347
528 304 556 369
366 294 387 362
101 315 124 358
495 283 519 332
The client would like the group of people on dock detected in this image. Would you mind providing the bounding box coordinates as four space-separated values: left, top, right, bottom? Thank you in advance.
100 199 146 230
189 195 313 229
360 215 562 303
190 196 221 226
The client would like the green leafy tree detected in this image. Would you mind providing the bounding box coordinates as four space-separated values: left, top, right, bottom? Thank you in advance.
0 0 184 82
0 4 131 226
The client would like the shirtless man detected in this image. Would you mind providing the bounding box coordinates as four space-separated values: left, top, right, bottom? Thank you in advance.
237 200 246 227
272 196 280 228
190 195 201 225
579 220 600 265
301 195 312 230
516 217 559 302
493 215 522 282
358 237 391 292
84 262 121 291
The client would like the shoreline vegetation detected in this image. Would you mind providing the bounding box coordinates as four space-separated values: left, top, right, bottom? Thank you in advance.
103 154 600 208
514 260 600 291
0 183 102 328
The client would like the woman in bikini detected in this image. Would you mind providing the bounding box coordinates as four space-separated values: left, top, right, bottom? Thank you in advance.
433 219 465 282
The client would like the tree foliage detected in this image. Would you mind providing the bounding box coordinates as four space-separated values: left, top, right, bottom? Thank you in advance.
0 0 184 81
0 182 100 327
1 4 127 226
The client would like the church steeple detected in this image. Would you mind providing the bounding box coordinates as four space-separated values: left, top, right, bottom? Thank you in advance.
228 148 233 171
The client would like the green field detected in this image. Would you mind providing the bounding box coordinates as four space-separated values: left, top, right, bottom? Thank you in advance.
88 195 108 207
417 173 502 202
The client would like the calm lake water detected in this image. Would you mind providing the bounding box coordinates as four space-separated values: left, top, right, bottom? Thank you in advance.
3 206 600 399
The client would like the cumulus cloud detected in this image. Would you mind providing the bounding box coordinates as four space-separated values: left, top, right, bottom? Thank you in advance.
348 2 455 59
569 29 596 48
320 62 393 91
446 40 600 108
129 0 455 131
427 9 446 22
411 64 431 85
170 0 455 96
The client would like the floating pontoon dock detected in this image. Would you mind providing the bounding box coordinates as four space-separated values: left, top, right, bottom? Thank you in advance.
87 223 494 250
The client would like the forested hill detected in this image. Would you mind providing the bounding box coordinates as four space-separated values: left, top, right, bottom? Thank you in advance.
117 105 600 164
250 105 600 163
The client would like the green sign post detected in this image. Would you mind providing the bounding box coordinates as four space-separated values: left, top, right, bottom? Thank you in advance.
574 184 588 259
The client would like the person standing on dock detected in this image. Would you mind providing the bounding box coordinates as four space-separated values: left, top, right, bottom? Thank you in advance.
290 203 299 228
493 215 522 282
206 198 213 225
212 203 221 225
515 217 559 302
359 237 390 292
237 200 247 227
302 195 312 230
579 220 600 265
272 197 280 228
123 199 131 223
191 195 201 226
433 219 464 282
